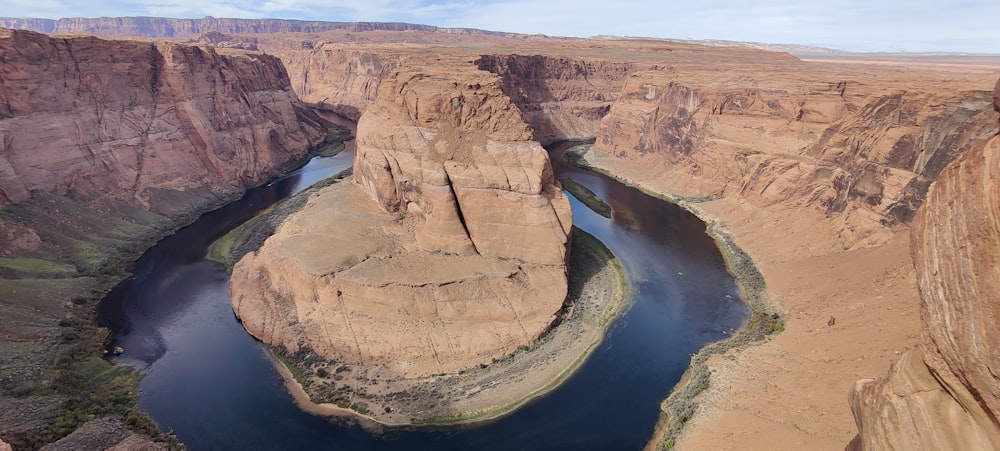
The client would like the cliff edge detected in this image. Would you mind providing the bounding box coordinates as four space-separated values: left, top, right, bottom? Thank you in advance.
849 78 1000 450
230 65 572 380
0 29 336 448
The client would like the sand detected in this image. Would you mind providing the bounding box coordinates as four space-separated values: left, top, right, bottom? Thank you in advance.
572 148 923 450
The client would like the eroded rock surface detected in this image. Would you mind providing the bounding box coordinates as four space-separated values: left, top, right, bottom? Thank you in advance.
231 66 571 378
0 29 331 214
594 69 997 249
849 78 1000 450
0 28 335 448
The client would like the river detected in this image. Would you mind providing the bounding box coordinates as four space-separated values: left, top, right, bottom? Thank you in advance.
98 142 747 450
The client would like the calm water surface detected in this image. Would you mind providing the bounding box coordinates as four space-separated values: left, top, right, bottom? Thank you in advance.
99 143 747 450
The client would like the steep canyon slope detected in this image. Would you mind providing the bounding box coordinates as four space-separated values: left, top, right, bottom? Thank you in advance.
234 35 998 445
570 58 998 448
848 79 1000 450
3 19 1000 449
230 65 572 380
0 29 336 447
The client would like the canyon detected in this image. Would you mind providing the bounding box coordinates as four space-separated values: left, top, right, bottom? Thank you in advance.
0 28 342 448
848 79 1000 450
0 17 998 450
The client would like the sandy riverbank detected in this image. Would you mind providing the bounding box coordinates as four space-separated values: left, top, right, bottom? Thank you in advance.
570 146 922 450
267 228 628 426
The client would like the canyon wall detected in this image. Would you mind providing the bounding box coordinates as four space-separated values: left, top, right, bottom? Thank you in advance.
231 65 572 378
476 54 634 143
0 28 337 448
593 68 997 248
849 78 1000 450
0 29 332 215
275 45 407 120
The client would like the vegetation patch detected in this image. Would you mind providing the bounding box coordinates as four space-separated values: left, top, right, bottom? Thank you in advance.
207 167 353 269
5 294 179 450
559 177 612 218
0 258 79 279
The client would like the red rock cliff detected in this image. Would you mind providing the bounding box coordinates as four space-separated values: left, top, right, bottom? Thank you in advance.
476 54 634 144
592 67 997 248
849 78 1000 450
0 29 330 214
230 64 572 379
0 28 336 448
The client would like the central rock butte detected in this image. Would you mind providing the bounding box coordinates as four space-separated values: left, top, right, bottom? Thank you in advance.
230 65 572 380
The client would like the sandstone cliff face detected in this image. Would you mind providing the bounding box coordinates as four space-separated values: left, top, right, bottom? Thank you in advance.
476 54 634 144
594 69 997 248
231 65 571 378
0 29 330 214
354 67 573 263
0 29 336 448
276 45 406 121
849 78 1000 450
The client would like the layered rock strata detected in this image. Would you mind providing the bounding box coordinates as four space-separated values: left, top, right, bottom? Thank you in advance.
849 78 1000 450
476 54 634 144
594 70 997 248
231 66 572 378
0 29 334 448
0 29 331 214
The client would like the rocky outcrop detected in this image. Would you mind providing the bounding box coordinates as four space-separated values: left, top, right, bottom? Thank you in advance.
276 46 406 121
849 78 1000 449
0 29 331 214
231 65 571 379
594 69 997 248
0 28 338 449
353 67 572 263
476 54 634 144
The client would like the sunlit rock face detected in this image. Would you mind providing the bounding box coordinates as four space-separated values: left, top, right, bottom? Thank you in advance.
231 65 572 379
0 29 330 214
849 78 1000 450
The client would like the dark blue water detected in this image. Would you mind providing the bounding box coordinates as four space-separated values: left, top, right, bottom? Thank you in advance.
99 143 747 450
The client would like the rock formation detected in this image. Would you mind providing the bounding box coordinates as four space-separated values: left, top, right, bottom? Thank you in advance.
0 29 332 215
476 55 634 144
231 65 572 378
0 28 337 449
276 45 406 121
849 78 1000 450
593 68 997 248
4 19 1000 448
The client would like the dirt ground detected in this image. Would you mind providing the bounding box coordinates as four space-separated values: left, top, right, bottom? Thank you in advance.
575 148 923 450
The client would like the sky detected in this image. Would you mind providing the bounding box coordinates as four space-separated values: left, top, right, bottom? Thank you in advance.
3 0 1000 53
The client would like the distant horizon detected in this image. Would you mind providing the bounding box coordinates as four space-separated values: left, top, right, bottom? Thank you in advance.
17 16 1000 56
1 0 998 54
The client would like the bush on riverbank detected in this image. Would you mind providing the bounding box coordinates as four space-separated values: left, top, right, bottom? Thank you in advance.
558 177 612 218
